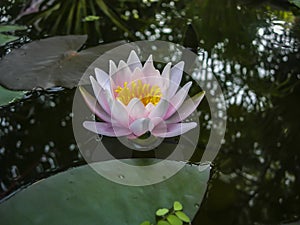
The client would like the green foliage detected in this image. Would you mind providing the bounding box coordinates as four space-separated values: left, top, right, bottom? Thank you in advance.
0 24 26 46
0 159 209 225
156 208 169 216
140 201 192 225
0 85 24 107
288 0 300 8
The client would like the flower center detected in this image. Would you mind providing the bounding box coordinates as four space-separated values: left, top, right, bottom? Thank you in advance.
115 80 162 106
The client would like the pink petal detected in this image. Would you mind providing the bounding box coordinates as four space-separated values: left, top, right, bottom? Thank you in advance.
148 99 169 119
152 122 197 138
167 61 185 98
129 118 151 136
127 50 142 71
127 98 146 120
112 60 132 87
79 86 111 122
142 55 160 78
83 121 131 137
111 100 129 127
90 76 111 114
164 81 192 119
166 91 205 123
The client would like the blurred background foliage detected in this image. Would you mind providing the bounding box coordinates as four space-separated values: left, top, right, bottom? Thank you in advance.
0 0 300 224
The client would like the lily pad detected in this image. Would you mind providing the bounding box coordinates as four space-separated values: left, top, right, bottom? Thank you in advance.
0 85 24 106
0 35 125 90
0 159 210 225
0 25 27 46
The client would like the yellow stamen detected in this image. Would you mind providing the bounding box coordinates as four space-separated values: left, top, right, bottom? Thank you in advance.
115 80 162 106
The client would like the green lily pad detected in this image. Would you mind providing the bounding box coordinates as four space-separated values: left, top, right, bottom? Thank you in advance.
288 0 300 8
0 159 210 225
0 25 27 33
0 85 24 106
0 35 126 90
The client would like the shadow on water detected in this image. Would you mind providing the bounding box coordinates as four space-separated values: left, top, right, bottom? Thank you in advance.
0 0 300 224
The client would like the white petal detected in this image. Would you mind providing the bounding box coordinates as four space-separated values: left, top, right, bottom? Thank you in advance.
112 60 132 87
111 100 129 127
127 98 146 120
109 60 117 76
90 76 111 114
129 118 151 136
83 121 131 137
152 122 197 138
164 81 192 119
127 50 142 71
166 91 205 123
79 86 111 122
148 99 169 119
94 68 110 90
167 61 185 98
142 55 160 77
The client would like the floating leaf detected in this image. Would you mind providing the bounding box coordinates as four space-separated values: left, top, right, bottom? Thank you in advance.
157 221 171 225
173 201 183 211
167 215 183 225
156 208 169 217
175 211 190 223
0 25 27 33
0 159 210 225
0 35 126 90
140 221 151 225
0 34 19 46
0 85 24 106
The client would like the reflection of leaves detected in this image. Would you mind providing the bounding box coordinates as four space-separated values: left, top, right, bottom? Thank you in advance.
0 35 125 90
0 159 209 225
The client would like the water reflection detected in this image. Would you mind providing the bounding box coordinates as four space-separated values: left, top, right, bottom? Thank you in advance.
0 0 300 224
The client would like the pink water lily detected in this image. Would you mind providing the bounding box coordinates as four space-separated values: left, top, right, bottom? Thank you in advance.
80 50 205 138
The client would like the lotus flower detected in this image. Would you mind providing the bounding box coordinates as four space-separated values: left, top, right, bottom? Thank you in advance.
80 51 205 139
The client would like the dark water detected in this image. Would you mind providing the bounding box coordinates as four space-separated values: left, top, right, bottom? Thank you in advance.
0 0 300 224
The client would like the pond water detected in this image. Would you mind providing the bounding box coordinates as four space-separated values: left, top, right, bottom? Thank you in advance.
0 0 300 224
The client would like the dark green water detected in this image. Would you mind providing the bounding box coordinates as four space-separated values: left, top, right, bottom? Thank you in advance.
0 0 300 224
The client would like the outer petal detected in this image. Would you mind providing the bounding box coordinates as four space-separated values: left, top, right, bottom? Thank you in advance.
164 81 192 119
90 76 111 114
152 122 197 138
127 50 142 72
83 121 131 137
127 98 146 120
166 91 205 123
94 68 110 91
167 61 185 98
148 99 169 119
129 118 151 136
111 100 129 127
79 86 111 122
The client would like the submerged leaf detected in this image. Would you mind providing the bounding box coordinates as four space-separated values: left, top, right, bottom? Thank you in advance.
0 35 125 90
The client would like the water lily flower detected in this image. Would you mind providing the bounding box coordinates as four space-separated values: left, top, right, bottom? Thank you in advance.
80 50 205 138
